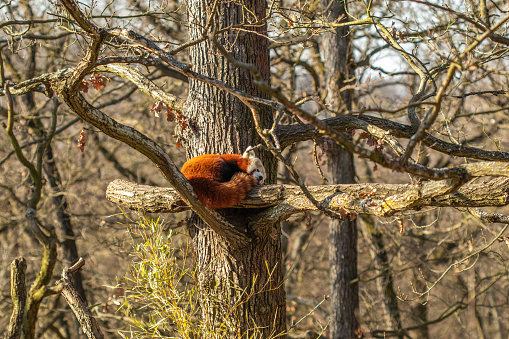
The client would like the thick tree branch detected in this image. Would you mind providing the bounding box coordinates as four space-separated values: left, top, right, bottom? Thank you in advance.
0 56 163 97
106 177 509 224
61 91 250 246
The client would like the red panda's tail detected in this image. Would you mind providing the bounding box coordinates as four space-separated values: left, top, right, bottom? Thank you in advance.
187 173 258 209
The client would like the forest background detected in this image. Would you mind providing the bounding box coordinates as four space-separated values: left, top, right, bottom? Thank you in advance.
2 0 509 338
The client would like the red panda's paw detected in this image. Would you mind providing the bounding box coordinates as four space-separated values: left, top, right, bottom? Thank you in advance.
228 172 259 192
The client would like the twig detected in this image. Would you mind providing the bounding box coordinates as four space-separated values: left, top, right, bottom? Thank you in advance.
0 117 79 168
2 82 42 208
450 90 507 98
288 296 329 331
403 215 509 300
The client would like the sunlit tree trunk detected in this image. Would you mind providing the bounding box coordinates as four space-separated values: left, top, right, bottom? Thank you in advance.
183 0 286 337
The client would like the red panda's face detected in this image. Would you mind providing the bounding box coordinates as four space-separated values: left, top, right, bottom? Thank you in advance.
251 168 264 184
247 157 266 185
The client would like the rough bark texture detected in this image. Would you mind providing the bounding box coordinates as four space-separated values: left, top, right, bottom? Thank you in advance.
362 221 403 336
182 0 286 337
107 177 509 216
320 0 360 337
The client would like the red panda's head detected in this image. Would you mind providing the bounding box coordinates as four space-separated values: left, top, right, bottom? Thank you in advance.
241 150 266 185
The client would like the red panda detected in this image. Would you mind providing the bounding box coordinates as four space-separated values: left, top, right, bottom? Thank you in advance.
181 150 266 209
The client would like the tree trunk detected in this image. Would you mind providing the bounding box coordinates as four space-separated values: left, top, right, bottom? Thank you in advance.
327 146 359 339
183 0 286 337
320 0 360 337
43 147 86 302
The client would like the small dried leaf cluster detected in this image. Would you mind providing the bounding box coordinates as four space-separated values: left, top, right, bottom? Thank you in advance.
79 73 110 93
360 132 384 153
150 100 188 133
77 129 86 152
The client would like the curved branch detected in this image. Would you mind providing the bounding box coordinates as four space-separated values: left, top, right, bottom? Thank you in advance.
60 91 249 246
0 56 171 98
95 64 185 112
276 115 509 162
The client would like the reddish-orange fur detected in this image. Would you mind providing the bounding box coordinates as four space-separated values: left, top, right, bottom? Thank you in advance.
181 154 263 209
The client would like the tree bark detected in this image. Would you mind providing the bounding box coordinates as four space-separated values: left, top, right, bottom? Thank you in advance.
43 147 86 302
327 146 359 339
320 0 360 337
106 177 509 217
182 0 286 337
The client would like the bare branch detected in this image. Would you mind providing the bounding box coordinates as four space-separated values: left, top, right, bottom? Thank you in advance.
58 258 104 339
106 28 279 109
2 82 42 208
95 64 185 112
276 115 509 162
0 19 59 30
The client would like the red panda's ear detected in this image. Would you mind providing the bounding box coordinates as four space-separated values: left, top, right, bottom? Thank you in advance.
242 148 257 159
